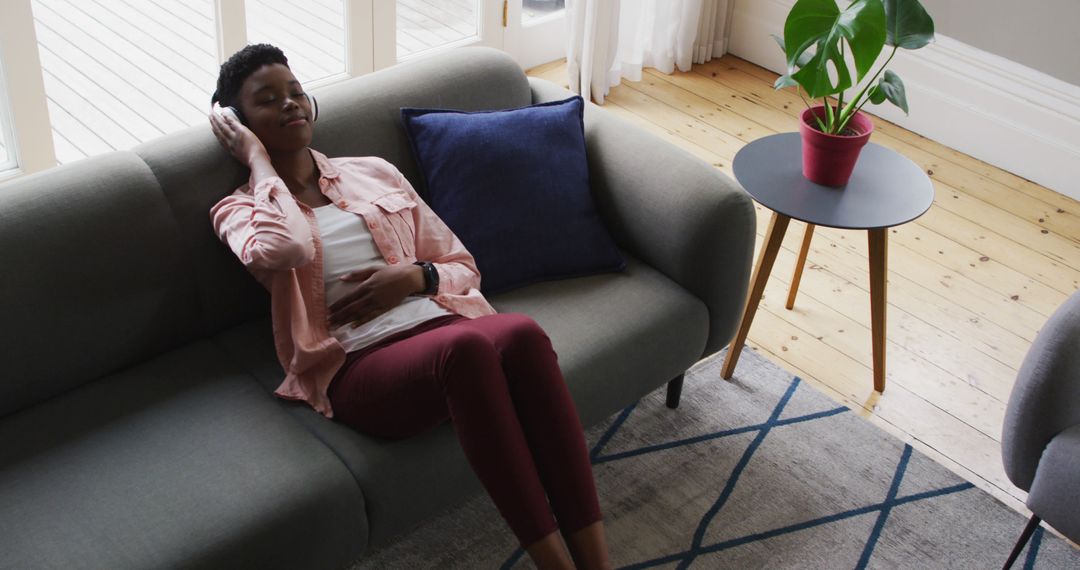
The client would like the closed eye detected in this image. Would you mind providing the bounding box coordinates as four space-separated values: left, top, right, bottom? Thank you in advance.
257 93 304 105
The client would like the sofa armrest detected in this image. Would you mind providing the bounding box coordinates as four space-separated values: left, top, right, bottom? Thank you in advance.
529 77 757 357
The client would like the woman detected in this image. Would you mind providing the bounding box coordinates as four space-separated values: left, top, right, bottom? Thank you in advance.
208 44 611 570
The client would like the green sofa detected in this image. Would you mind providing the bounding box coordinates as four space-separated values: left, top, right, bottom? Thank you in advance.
0 47 755 568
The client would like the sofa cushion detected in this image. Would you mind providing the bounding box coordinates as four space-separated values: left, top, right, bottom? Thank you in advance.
0 152 203 418
400 96 625 294
212 255 708 546
488 255 710 426
134 131 269 340
0 341 367 569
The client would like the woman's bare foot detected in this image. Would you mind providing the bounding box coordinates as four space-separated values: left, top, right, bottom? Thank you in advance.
564 521 612 570
525 530 576 570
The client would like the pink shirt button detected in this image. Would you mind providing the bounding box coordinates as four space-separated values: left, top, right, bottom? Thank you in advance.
367 220 377 229
436 294 448 302
388 255 399 264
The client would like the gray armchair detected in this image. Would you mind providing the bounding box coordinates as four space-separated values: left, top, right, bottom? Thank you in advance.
1002 289 1080 568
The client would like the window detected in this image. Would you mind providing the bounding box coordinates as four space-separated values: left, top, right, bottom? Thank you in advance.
31 0 218 164
247 0 347 84
2 0 560 177
395 0 479 61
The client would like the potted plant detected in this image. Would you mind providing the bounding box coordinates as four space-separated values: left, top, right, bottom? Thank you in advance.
773 0 935 186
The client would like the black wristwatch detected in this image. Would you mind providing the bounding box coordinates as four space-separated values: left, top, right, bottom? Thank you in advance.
413 261 439 295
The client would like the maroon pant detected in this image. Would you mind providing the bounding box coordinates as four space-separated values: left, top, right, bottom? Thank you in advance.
327 312 603 547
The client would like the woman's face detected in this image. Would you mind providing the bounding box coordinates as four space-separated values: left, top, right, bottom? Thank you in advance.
236 63 313 153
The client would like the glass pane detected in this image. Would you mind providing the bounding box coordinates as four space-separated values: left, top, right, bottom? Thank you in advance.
247 0 345 84
0 64 10 170
397 0 478 60
31 0 218 165
523 0 564 25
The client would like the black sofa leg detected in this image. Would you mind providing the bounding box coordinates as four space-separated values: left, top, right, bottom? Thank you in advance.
665 374 685 409
1003 514 1041 570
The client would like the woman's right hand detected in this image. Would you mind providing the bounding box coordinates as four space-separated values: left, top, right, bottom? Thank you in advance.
209 104 269 168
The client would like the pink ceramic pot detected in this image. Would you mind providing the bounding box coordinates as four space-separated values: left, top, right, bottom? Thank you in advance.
799 106 874 187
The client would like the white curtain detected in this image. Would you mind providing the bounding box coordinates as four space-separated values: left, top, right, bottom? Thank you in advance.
566 0 622 104
566 0 734 104
693 0 735 65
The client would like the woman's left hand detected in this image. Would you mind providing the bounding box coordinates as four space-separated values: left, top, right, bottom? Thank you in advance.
327 264 426 329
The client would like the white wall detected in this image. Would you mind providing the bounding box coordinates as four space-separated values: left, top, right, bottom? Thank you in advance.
920 0 1080 87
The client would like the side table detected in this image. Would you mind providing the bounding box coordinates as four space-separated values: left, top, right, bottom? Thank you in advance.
721 133 934 392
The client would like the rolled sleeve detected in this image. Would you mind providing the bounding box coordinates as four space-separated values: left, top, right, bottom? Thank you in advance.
209 176 315 271
391 168 483 295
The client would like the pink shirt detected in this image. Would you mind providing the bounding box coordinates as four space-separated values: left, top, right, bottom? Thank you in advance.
210 149 496 418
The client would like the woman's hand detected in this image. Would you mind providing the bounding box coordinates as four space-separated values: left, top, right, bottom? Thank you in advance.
327 264 426 330
209 104 269 168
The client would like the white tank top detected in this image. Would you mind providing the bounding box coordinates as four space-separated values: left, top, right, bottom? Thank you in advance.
313 203 452 353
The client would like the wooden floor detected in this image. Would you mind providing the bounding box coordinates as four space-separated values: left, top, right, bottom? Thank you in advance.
32 0 478 164
527 56 1080 522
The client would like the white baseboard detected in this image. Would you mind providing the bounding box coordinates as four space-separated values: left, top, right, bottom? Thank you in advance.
728 0 1080 202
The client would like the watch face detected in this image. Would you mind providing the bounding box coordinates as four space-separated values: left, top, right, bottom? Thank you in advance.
427 264 438 293
414 261 435 294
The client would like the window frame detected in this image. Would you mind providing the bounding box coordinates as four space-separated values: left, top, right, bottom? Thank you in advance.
0 51 20 175
0 0 57 182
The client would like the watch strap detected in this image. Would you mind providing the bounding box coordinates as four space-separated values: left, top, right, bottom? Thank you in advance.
413 261 439 295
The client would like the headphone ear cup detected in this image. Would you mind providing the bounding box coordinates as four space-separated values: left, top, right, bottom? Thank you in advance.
306 93 319 123
229 106 248 126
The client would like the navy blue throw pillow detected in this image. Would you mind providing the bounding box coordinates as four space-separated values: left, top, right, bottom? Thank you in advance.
401 96 625 295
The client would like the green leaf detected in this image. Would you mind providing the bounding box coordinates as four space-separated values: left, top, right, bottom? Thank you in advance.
884 0 935 49
868 84 887 104
772 34 813 68
840 0 888 80
878 69 909 113
783 0 839 69
784 0 887 99
774 74 800 90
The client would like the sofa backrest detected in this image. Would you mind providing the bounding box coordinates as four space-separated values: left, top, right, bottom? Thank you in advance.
304 46 533 195
133 128 270 340
0 153 203 417
0 46 531 418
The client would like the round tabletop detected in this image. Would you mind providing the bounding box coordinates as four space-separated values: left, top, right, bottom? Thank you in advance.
732 132 934 230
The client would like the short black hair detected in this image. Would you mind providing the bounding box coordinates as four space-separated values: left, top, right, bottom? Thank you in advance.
213 43 289 108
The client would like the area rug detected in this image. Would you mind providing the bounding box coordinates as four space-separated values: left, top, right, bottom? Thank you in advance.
350 347 1080 569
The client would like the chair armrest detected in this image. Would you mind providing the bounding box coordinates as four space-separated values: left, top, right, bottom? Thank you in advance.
1003 289 1080 491
529 77 757 357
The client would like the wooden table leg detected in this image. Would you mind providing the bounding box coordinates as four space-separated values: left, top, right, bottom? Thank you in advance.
785 223 815 310
721 212 791 379
868 228 889 392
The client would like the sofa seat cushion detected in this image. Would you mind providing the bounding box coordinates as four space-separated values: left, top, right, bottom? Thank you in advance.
0 341 367 570
489 255 710 425
213 255 709 546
